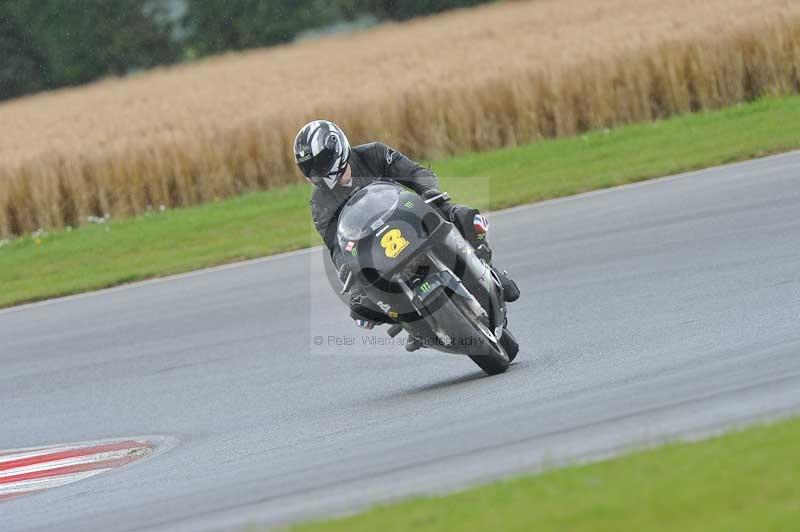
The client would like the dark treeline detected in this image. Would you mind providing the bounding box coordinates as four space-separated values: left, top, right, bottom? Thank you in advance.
0 0 488 101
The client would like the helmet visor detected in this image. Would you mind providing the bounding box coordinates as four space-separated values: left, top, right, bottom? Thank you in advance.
301 147 336 177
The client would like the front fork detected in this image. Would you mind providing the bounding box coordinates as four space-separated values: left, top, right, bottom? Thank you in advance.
425 251 506 345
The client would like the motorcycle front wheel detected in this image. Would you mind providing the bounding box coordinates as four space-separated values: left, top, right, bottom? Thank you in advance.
424 287 510 376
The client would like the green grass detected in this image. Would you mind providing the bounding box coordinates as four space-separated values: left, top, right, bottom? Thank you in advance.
288 417 800 532
2 95 800 308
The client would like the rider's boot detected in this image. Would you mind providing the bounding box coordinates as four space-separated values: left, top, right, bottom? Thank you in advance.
470 217 520 303
494 268 520 303
446 206 521 304
406 335 424 352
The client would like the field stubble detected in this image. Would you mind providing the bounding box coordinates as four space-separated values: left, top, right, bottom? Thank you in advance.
1 0 799 236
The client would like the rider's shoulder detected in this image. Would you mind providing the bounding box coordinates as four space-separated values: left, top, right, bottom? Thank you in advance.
352 141 389 157
351 142 375 153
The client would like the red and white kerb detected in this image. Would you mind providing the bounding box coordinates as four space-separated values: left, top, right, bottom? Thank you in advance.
0 439 153 502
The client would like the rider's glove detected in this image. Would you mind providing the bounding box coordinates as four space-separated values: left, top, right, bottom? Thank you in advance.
422 189 451 210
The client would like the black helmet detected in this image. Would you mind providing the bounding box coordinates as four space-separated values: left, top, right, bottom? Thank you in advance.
293 120 351 188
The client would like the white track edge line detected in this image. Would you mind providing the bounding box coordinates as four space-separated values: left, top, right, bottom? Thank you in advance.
0 470 108 495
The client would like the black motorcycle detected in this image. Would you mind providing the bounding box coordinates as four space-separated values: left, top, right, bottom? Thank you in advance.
336 181 519 376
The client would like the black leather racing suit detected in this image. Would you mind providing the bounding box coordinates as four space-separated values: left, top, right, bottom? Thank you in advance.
310 142 489 323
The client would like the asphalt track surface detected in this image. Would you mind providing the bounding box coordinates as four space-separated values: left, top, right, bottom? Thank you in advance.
2 153 800 531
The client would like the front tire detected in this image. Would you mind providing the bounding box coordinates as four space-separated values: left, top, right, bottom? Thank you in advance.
424 288 510 376
500 328 520 363
468 351 509 376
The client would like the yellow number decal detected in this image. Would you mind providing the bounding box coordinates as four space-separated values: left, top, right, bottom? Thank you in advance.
380 229 410 258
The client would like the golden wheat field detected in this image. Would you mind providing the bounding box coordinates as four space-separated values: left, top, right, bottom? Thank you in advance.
1 0 800 236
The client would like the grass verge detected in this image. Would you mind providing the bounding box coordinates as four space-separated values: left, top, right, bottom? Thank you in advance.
2 95 799 309
288 417 800 532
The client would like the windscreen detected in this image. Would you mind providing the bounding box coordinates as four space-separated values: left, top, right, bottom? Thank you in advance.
338 182 401 243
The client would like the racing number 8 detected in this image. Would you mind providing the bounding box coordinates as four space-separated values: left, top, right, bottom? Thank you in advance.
380 229 409 258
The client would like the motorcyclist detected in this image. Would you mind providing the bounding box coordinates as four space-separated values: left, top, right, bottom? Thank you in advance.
294 119 520 332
